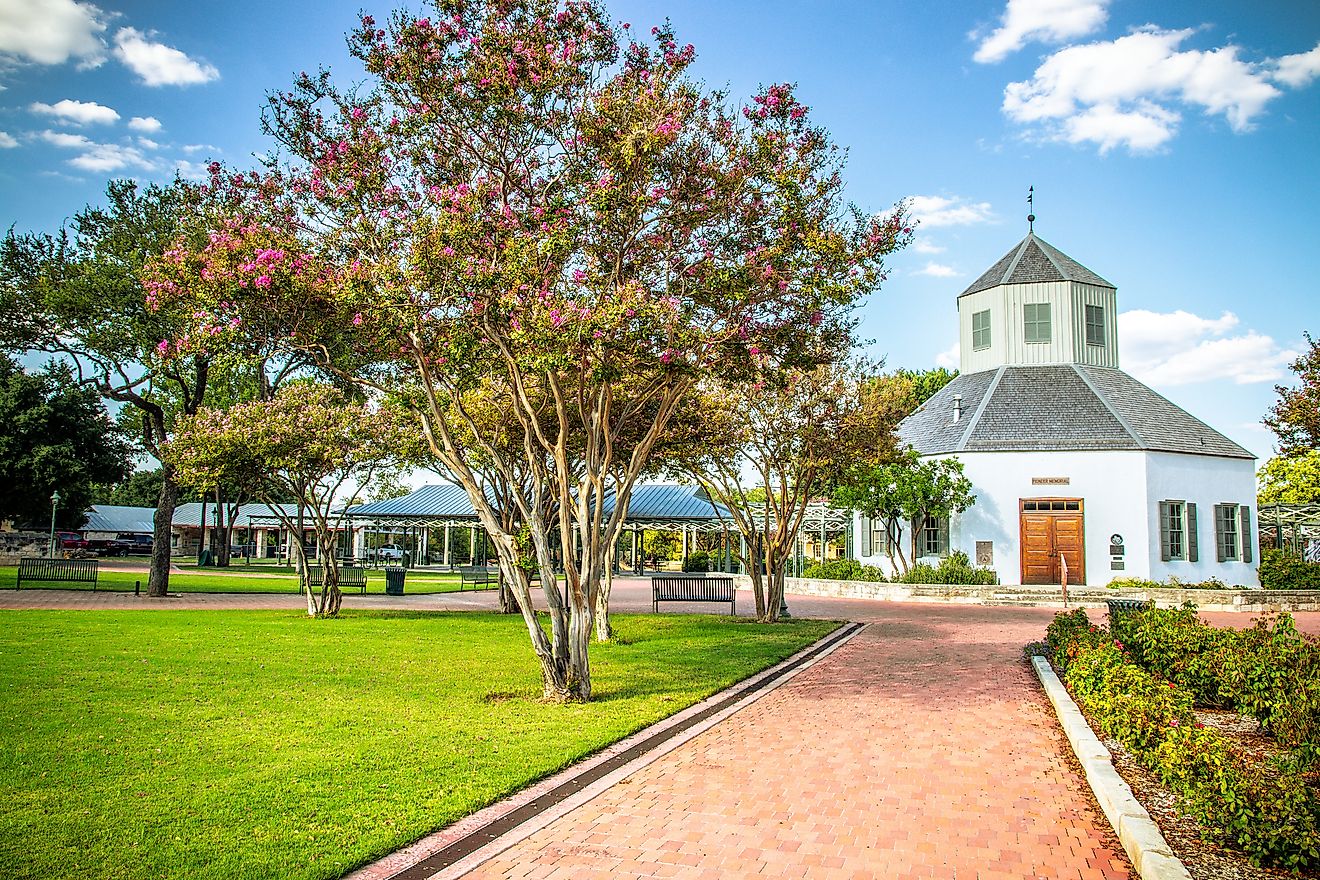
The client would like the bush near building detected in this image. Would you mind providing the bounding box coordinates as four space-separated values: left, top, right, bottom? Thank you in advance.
1040 607 1320 870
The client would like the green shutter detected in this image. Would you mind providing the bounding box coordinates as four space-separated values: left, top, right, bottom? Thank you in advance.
1214 504 1227 562
939 518 950 557
1158 502 1172 561
1187 503 1198 562
1241 506 1253 564
859 516 871 556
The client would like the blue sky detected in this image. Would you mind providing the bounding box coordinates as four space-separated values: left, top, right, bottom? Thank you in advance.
2 0 1318 464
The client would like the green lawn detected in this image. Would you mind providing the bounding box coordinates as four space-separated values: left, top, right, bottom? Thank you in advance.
0 610 836 880
0 566 465 594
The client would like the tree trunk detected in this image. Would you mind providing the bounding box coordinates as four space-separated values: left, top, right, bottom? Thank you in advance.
214 487 231 567
567 586 593 700
147 466 179 598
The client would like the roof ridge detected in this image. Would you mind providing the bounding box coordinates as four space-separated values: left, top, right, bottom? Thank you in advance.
955 366 1005 451
1068 364 1143 446
1000 238 1032 286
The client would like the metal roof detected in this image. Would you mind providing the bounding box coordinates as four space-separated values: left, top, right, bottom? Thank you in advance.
171 502 310 528
897 364 1254 460
960 233 1114 297
346 482 733 528
82 505 157 534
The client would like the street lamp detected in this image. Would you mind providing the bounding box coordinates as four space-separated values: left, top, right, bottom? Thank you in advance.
48 491 61 558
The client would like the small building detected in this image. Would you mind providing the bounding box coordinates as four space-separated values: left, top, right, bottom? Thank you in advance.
857 230 1259 586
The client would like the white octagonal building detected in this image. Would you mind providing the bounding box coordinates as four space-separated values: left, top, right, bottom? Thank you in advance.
857 231 1259 587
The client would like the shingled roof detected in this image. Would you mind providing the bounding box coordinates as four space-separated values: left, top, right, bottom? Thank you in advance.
960 233 1114 298
897 365 1254 459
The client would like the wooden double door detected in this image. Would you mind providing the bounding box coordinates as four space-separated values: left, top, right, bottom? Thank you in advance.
1020 498 1085 585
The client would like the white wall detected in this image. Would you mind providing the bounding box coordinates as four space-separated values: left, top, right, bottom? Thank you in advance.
1145 451 1258 586
854 448 1258 586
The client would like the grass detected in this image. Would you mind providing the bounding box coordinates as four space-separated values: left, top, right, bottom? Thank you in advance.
0 566 465 595
0 610 836 880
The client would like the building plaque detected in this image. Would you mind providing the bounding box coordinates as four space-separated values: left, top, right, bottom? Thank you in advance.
1031 477 1071 485
975 541 993 566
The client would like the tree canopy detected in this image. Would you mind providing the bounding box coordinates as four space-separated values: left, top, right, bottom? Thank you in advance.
145 0 910 699
0 357 132 528
1259 451 1320 505
1265 332 1320 456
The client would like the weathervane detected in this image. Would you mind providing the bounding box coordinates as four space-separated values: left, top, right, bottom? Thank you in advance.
1027 185 1035 232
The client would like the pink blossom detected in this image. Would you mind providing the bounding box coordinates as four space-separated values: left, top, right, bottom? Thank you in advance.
254 275 272 288
352 313 363 326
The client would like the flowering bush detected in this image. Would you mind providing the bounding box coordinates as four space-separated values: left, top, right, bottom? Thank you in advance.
1106 575 1235 590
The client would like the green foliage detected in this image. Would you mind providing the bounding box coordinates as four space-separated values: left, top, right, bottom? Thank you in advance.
890 367 958 412
1043 607 1106 672
682 550 710 572
801 557 887 581
1258 450 1320 504
1056 626 1320 870
0 610 836 880
1265 332 1320 456
1259 548 1320 589
0 357 132 528
1106 575 1233 590
90 467 206 507
895 550 997 585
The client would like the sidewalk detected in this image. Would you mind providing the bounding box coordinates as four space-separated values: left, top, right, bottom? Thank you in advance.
384 603 1131 880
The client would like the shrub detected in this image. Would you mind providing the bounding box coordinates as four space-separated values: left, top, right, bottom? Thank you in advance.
1259 548 1320 590
801 558 887 582
1055 629 1320 869
895 551 997 585
1107 575 1236 590
682 551 710 573
1044 608 1107 673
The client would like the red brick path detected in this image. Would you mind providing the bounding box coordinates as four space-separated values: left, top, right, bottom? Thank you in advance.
457 605 1132 880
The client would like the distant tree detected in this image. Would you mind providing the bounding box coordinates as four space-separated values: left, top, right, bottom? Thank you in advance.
680 362 892 622
164 382 419 617
1258 451 1320 505
643 530 680 567
1265 333 1320 456
0 179 213 596
0 358 132 528
363 471 414 504
890 367 957 413
831 447 976 574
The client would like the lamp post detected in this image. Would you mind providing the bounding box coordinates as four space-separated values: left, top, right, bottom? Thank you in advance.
48 491 61 558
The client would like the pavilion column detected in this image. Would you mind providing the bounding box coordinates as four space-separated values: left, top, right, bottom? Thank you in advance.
443 524 451 568
419 528 429 565
469 528 476 564
681 527 688 565
632 530 641 575
353 526 365 560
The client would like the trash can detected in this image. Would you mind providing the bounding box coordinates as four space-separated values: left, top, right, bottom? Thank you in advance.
384 567 406 596
1106 597 1150 625
198 549 213 567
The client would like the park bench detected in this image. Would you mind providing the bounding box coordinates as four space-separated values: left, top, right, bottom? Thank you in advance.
16 558 99 590
302 565 369 594
457 566 500 591
651 574 736 615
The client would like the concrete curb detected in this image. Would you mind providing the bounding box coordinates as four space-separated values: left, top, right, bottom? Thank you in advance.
1032 656 1192 880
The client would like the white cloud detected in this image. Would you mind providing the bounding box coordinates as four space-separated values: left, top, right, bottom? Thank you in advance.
172 159 212 180
913 240 946 255
913 262 961 278
181 143 218 154
38 129 93 148
30 98 119 125
973 0 1109 64
67 141 154 172
934 341 960 370
38 128 156 172
137 137 159 150
127 115 162 133
1001 27 1319 154
0 131 17 148
0 0 109 68
113 27 218 86
908 195 995 228
1273 42 1320 88
1119 309 1298 386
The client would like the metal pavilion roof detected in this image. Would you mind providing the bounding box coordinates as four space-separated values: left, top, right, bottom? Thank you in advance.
345 483 852 534
172 502 310 529
345 482 737 532
82 505 157 534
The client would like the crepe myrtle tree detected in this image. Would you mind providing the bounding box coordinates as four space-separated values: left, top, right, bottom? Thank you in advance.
156 0 910 699
164 382 421 617
677 362 894 622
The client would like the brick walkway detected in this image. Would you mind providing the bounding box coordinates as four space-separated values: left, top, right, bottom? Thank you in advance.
454 604 1131 880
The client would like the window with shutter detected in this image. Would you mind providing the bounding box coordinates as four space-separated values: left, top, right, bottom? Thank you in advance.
1159 501 1172 561
1215 504 1239 562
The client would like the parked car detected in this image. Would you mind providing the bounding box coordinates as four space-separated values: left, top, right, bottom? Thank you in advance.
56 531 88 551
122 534 154 555
371 544 405 562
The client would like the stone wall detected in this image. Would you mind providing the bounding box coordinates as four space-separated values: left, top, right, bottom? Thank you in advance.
0 531 52 566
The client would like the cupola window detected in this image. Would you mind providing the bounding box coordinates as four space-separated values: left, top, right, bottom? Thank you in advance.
1023 303 1051 344
1085 304 1105 346
972 309 991 350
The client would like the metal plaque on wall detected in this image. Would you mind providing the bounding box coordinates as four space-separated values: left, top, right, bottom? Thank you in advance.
975 541 993 566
